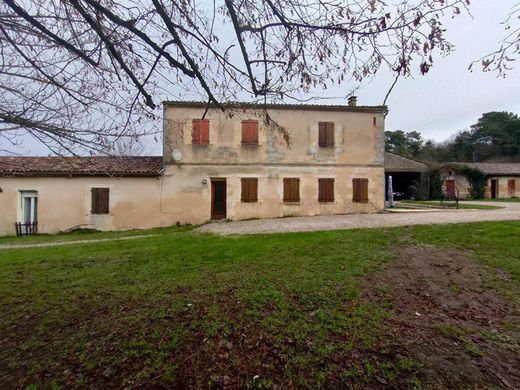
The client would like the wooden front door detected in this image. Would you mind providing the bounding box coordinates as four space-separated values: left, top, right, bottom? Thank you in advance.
508 179 516 196
491 179 498 199
446 180 455 196
211 179 226 219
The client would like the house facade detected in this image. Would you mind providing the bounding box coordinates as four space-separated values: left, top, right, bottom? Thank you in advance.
0 100 387 236
161 101 387 223
439 163 520 199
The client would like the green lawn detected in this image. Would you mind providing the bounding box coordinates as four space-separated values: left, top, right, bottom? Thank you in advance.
475 197 520 203
1 222 519 388
400 200 503 210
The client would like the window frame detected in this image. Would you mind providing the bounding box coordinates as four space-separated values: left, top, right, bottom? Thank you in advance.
318 122 335 147
91 187 110 214
241 178 258 203
283 178 300 203
318 178 334 203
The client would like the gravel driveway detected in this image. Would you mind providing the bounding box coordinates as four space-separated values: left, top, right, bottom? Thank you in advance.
197 201 520 235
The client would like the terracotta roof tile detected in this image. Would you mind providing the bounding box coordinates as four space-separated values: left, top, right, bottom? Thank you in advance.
0 156 163 177
442 162 520 176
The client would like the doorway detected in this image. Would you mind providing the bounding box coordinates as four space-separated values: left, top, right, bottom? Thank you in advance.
446 180 455 197
490 179 498 199
211 179 226 219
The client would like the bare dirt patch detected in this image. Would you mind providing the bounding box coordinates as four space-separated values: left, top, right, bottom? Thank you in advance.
364 244 520 389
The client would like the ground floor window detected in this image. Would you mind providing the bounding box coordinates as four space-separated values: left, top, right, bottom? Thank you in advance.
318 178 334 202
91 188 110 214
20 191 38 223
283 178 300 203
241 178 258 202
352 178 369 203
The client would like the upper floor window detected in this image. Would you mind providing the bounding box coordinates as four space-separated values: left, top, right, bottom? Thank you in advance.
352 178 369 203
242 120 258 145
318 179 334 203
192 119 209 145
318 122 334 147
91 188 109 214
283 178 300 203
241 178 258 202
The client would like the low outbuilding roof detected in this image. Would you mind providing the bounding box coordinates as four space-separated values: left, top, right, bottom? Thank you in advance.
0 156 163 177
442 162 520 176
384 152 430 173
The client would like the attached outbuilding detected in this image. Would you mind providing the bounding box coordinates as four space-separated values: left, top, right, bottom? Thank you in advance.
384 152 430 200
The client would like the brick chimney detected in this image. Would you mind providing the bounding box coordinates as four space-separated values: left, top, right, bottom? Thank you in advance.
347 96 357 107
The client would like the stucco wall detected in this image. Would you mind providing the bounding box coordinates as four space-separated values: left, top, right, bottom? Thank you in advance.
161 164 384 224
440 170 472 199
0 176 177 236
163 106 385 166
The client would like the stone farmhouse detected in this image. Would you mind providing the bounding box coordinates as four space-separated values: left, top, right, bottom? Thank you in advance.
439 163 520 199
0 99 387 235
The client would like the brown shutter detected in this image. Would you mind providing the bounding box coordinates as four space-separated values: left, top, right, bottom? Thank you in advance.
192 120 201 144
318 122 326 147
200 119 210 144
283 178 299 202
508 179 516 195
242 120 259 144
99 188 109 213
283 178 291 202
326 122 334 147
292 178 300 202
318 179 334 202
91 188 99 213
353 179 368 203
241 178 258 202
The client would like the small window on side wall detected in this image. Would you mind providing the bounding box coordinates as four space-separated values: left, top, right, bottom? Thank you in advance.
352 178 369 203
241 178 258 202
318 122 334 147
242 120 259 145
192 119 209 145
283 178 300 203
318 179 334 203
91 188 109 214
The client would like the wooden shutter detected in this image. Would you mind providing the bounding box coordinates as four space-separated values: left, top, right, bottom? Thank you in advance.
326 122 334 146
508 179 516 195
318 179 334 202
241 178 258 202
353 178 368 203
192 119 209 144
318 122 334 147
284 178 300 202
192 120 200 144
91 188 109 214
242 120 258 144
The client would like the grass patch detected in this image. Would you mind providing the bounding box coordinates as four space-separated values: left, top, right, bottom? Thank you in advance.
401 200 503 210
1 221 519 388
474 197 520 203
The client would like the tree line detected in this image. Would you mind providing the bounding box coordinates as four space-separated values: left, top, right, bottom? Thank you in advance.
385 111 520 163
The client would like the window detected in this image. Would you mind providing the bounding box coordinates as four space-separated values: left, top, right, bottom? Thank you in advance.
20 191 38 223
91 188 109 214
241 178 258 202
242 120 259 145
318 179 334 203
192 119 209 145
352 178 369 203
318 122 334 147
283 178 300 203
508 179 516 195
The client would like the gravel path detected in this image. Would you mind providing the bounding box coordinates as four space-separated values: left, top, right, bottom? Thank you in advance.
197 201 520 235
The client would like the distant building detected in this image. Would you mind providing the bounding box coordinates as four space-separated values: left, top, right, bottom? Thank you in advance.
384 152 430 200
439 163 520 199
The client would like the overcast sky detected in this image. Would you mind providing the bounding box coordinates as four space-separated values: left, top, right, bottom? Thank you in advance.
8 1 520 155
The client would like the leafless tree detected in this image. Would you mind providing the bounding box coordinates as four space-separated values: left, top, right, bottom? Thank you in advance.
471 2 520 76
0 0 469 155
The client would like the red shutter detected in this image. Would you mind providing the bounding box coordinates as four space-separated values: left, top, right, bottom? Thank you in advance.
192 120 201 144
242 120 258 144
200 119 209 144
508 179 516 195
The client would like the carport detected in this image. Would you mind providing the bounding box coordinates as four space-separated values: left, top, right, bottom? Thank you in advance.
384 152 430 200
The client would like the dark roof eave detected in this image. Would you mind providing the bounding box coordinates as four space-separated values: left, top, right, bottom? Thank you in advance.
0 172 161 178
162 100 388 114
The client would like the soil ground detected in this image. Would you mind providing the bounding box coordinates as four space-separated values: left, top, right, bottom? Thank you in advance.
362 244 520 389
